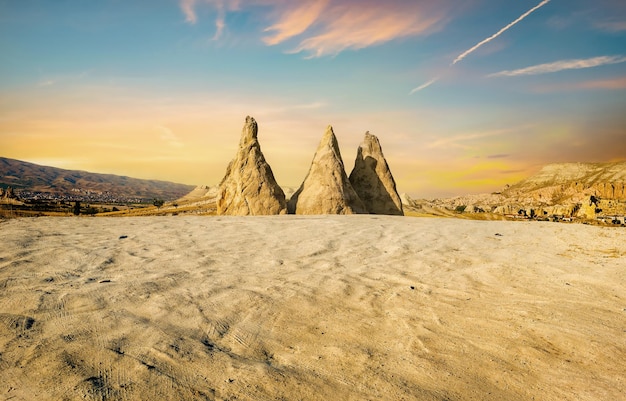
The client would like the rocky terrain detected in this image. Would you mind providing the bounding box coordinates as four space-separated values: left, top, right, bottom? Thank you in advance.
403 162 626 222
10 120 619 222
0 157 195 202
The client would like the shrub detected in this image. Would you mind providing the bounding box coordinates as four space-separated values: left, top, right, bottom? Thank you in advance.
73 201 81 216
84 207 98 215
153 199 165 209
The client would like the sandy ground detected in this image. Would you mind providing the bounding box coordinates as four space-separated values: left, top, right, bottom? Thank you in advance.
0 216 624 401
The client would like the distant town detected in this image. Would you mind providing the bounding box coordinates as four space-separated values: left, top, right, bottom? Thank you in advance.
17 187 150 204
1 186 157 217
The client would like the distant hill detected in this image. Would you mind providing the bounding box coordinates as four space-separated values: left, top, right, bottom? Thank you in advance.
502 162 626 202
403 161 626 220
0 157 195 201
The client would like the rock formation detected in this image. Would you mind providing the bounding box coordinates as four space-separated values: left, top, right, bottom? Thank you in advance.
503 162 626 202
463 204 485 213
217 116 287 215
578 196 599 219
288 126 366 215
414 162 626 220
349 132 403 215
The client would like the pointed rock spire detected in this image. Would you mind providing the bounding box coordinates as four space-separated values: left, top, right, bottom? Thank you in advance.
288 126 367 215
349 132 403 215
217 116 287 215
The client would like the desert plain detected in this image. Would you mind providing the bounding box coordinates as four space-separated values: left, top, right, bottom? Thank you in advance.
0 215 624 400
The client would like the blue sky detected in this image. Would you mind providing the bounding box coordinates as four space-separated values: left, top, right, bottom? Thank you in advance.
1 0 625 197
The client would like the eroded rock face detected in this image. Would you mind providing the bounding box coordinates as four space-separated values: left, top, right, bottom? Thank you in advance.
503 162 626 202
287 126 366 215
217 116 287 215
349 132 403 215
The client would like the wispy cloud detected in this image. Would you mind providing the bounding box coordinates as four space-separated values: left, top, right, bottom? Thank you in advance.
180 0 241 40
156 125 184 148
180 0 449 57
255 101 328 116
574 76 626 89
36 71 89 88
427 128 517 150
263 0 329 46
452 0 551 65
286 2 446 57
486 154 511 159
531 76 626 92
212 0 243 40
594 20 626 32
212 8 226 40
290 101 326 110
180 0 198 24
409 77 439 95
488 55 626 77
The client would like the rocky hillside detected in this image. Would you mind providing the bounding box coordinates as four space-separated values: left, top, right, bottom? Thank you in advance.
503 162 626 203
404 162 626 220
0 157 195 201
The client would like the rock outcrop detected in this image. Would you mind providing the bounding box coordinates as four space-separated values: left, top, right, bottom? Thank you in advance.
288 126 366 215
349 132 403 215
503 162 626 202
418 162 626 220
463 204 485 213
217 116 287 215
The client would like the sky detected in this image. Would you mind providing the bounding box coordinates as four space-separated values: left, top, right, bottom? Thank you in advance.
1 0 625 198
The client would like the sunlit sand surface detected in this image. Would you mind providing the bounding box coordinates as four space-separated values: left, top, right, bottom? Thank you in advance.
1 216 624 400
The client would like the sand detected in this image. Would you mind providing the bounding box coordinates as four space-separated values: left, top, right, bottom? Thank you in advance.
0 216 624 400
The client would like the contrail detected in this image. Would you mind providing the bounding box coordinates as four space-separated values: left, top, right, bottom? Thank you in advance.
409 77 439 95
409 0 550 95
452 0 551 65
488 55 626 77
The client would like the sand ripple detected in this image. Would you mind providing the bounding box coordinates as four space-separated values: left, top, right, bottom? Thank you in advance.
0 216 624 400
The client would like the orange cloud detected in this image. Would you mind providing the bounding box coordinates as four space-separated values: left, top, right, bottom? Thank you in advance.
575 76 626 89
263 0 329 45
181 0 449 57
290 2 446 57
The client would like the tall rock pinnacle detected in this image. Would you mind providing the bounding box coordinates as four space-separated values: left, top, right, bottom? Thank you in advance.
288 126 367 215
216 116 287 215
349 132 403 215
